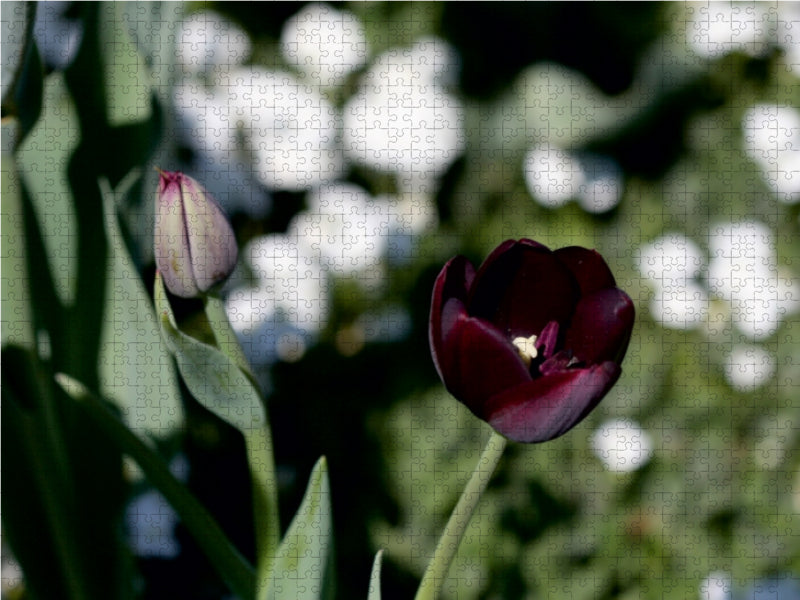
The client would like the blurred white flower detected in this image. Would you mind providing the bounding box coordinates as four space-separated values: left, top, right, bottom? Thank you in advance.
126 455 187 558
699 571 732 600
280 3 367 87
576 154 624 214
33 1 82 70
342 37 464 192
591 419 653 473
127 491 180 558
174 64 346 210
638 233 706 287
687 2 771 59
724 344 776 392
524 145 622 213
173 80 270 216
228 67 345 191
742 104 800 204
246 233 329 331
176 11 251 75
523 144 584 208
226 234 329 365
637 233 709 330
708 221 800 340
648 280 710 330
776 4 800 77
294 183 393 287
639 224 798 339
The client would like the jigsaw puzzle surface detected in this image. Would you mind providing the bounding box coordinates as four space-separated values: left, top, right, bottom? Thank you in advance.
2 2 799 599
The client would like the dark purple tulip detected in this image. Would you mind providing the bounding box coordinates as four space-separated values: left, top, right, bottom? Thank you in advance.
429 239 634 443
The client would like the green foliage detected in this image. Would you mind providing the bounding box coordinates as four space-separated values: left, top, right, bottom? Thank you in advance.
262 457 333 600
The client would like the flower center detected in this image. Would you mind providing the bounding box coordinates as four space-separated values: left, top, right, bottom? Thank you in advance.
512 334 539 367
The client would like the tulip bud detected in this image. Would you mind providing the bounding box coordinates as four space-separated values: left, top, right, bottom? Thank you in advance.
154 170 238 298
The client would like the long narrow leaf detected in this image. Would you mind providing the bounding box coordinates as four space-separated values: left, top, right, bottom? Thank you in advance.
262 457 333 600
2 346 89 600
0 148 34 348
97 174 182 438
2 2 43 149
55 372 256 600
367 550 384 600
153 273 280 577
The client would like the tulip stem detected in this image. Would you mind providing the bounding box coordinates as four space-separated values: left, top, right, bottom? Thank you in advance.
415 430 508 600
202 293 281 583
203 293 255 382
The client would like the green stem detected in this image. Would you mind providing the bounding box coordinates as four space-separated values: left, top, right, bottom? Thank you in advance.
414 430 508 600
203 293 280 582
245 426 281 586
203 293 255 381
56 374 256 600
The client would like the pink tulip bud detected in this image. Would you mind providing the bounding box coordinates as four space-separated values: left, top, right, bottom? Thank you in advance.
154 170 238 298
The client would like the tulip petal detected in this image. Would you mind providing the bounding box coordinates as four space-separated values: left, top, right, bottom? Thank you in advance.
554 246 617 294
155 190 198 298
469 240 579 338
433 296 470 381
534 320 560 360
485 362 620 443
538 350 576 376
564 288 635 365
182 179 238 293
441 313 532 417
429 256 476 379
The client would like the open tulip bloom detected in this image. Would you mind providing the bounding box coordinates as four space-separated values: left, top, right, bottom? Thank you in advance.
429 238 635 443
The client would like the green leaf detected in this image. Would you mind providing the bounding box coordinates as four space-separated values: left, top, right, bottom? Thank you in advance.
100 2 152 126
1 2 29 100
1 346 90 600
0 136 33 348
154 272 265 432
15 72 79 306
55 371 256 600
97 173 182 439
154 272 280 569
1 2 44 149
262 457 333 600
367 550 384 600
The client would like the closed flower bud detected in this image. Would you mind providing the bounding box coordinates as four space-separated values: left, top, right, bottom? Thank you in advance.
154 170 238 298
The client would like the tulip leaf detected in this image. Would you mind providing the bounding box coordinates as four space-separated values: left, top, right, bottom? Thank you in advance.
54 371 257 600
2 345 91 600
262 457 333 600
15 72 79 306
154 272 280 569
99 2 152 126
1 2 43 149
0 140 34 349
367 550 384 600
154 272 266 433
98 173 182 439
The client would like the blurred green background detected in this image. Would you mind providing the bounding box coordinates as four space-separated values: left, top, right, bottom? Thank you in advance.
2 2 799 599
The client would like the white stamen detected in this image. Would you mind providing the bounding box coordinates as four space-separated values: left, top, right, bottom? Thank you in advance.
512 334 538 366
